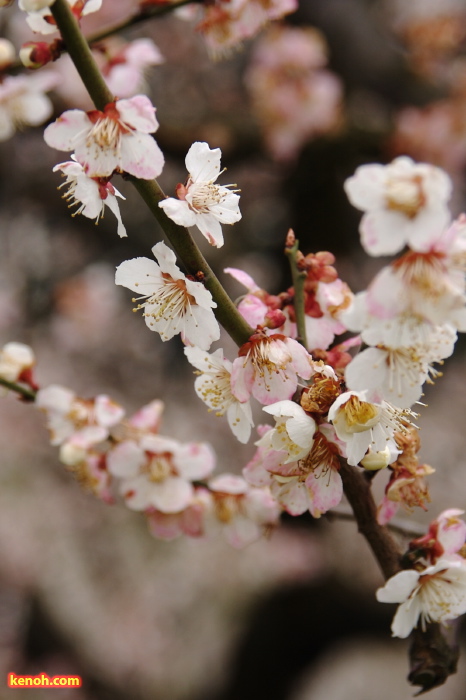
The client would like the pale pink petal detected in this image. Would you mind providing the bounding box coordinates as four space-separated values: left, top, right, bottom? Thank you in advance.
305 465 343 517
196 213 224 247
115 256 162 293
151 477 194 513
44 110 91 151
119 132 164 179
159 198 197 227
107 440 146 478
224 267 260 292
116 95 158 132
272 478 308 515
104 193 127 238
185 141 221 182
173 442 216 480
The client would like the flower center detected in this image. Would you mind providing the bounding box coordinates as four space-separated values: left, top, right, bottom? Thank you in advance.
385 176 426 218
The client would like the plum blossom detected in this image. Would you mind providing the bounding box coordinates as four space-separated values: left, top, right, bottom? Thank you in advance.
328 390 413 467
344 156 452 256
376 558 466 638
98 38 164 99
114 434 216 514
115 241 220 350
257 400 316 463
208 473 280 548
44 95 164 179
344 324 457 408
245 423 343 518
194 0 298 57
184 346 254 444
0 342 35 383
410 509 466 563
20 0 102 35
146 488 211 541
36 385 125 446
245 26 343 161
159 142 241 248
231 331 313 406
0 71 58 141
53 157 127 237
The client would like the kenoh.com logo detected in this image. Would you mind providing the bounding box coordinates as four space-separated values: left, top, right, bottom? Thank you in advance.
8 672 82 688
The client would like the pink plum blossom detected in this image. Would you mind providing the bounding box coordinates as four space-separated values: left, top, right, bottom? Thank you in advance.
231 332 313 406
159 142 241 248
44 95 164 179
53 157 127 237
245 26 343 161
99 38 164 98
344 156 452 256
208 473 280 548
115 241 220 350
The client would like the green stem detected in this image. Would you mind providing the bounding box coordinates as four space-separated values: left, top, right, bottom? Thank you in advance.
284 235 307 348
50 0 253 348
0 378 36 401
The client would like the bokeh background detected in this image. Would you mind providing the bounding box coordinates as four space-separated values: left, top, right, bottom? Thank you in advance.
1 0 466 698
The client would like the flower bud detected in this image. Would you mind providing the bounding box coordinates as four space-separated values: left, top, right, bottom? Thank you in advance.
360 446 391 471
19 39 62 68
0 39 15 69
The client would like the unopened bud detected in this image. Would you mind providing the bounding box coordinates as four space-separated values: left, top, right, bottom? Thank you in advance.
360 446 391 471
19 39 62 68
0 39 15 69
264 309 286 329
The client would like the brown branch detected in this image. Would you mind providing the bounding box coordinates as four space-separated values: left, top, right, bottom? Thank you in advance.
338 459 403 579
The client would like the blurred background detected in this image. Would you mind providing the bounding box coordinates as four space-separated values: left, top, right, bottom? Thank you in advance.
1 0 466 698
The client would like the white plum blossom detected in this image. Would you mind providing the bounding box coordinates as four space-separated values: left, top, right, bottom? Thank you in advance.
257 400 316 463
36 385 124 446
344 156 452 256
344 324 457 408
53 157 127 237
376 558 466 638
0 342 35 382
117 434 216 514
0 71 58 141
231 332 313 406
20 0 102 35
159 142 241 248
208 473 280 548
328 390 411 466
44 95 164 179
115 241 220 350
184 346 254 444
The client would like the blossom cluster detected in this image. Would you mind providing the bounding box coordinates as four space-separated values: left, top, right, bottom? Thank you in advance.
245 25 343 161
29 374 279 548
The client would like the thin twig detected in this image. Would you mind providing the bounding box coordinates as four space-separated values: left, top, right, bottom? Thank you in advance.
0 378 36 401
50 0 254 348
284 230 307 348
